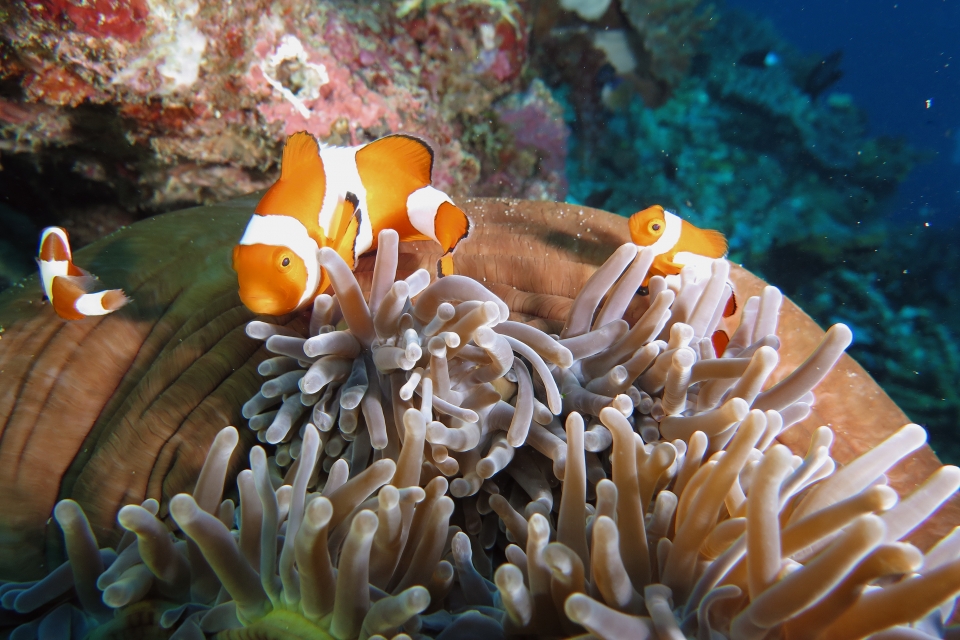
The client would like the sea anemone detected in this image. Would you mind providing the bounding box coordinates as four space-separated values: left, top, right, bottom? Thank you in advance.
2 197 959 639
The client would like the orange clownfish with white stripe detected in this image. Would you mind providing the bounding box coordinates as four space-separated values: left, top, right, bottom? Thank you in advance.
37 227 130 321
629 205 736 353
628 205 728 282
232 132 471 316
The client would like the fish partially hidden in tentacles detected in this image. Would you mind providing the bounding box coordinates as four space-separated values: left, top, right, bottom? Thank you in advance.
628 204 729 283
628 205 736 353
232 131 471 316
37 227 130 320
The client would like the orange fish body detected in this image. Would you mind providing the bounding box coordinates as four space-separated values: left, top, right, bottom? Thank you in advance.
233 132 470 316
628 205 728 282
37 227 130 320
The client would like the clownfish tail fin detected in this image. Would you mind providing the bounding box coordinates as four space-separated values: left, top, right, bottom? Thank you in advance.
51 276 129 320
101 288 131 311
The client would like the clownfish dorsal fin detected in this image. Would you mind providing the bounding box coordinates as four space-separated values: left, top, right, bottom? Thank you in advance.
681 220 728 258
699 227 728 258
357 134 434 185
280 131 322 181
256 132 325 224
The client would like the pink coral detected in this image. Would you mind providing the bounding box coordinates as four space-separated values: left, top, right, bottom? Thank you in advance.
0 0 548 219
33 0 150 43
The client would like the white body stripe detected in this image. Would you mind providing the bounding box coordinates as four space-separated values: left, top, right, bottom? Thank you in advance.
673 252 715 282
39 260 69 301
317 145 374 255
406 186 452 242
646 210 682 257
239 214 320 308
75 291 113 316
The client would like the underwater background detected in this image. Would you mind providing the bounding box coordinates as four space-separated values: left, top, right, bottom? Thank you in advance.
0 0 958 462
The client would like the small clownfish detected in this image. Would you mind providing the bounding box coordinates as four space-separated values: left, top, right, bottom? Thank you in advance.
37 227 130 321
628 205 728 283
233 132 471 316
628 205 736 353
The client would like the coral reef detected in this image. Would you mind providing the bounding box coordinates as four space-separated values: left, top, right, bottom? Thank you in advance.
0 0 567 254
619 0 715 89
4 202 960 639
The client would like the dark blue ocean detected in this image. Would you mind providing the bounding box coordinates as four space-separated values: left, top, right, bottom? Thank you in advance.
711 0 960 460
729 0 960 226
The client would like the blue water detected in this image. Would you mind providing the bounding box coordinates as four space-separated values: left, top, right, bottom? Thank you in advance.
727 0 960 227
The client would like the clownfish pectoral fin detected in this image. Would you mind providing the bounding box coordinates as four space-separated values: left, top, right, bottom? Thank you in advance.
315 203 358 297
357 134 434 185
688 224 728 258
333 204 363 271
50 275 129 321
330 192 361 250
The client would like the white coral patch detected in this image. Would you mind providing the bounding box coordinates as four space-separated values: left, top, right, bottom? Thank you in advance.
159 32 206 89
261 35 330 119
112 0 207 92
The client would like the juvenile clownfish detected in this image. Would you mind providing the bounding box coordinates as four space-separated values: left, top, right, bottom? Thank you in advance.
233 132 471 316
628 205 736 353
37 227 130 321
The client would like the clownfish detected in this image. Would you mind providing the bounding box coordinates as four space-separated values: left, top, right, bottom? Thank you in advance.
37 227 130 321
628 205 728 283
233 132 471 316
628 205 736 353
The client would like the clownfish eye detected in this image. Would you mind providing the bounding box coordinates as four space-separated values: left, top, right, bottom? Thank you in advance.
652 223 661 231
281 257 290 267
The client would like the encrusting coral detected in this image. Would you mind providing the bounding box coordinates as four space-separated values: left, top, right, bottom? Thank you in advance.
3 197 960 639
